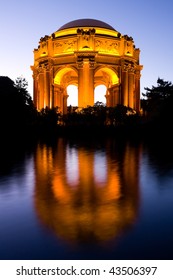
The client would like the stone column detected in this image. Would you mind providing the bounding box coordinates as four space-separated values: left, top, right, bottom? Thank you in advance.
44 68 50 108
105 89 111 107
134 72 141 112
54 86 64 112
128 70 134 109
33 72 38 109
107 87 114 107
121 66 128 107
38 70 44 110
78 57 94 108
113 85 120 106
49 64 54 108
54 89 58 108
50 84 54 108
63 90 69 114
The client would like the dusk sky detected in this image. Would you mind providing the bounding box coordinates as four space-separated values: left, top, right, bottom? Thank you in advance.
0 0 173 99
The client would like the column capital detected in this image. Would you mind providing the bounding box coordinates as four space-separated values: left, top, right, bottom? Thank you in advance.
76 56 96 69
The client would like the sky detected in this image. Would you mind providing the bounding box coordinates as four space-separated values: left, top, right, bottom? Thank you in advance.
0 0 173 100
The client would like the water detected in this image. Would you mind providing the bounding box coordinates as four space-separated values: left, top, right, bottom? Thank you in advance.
0 136 173 260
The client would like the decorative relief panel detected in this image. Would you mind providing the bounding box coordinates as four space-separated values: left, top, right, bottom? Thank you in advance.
95 39 120 55
54 39 77 54
125 41 133 56
37 41 48 57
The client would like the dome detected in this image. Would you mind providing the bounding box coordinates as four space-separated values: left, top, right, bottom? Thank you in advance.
58 18 116 31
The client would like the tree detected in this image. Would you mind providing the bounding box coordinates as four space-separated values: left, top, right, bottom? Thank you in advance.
14 76 37 123
143 78 173 100
0 76 37 130
106 104 136 126
141 78 173 123
39 106 59 128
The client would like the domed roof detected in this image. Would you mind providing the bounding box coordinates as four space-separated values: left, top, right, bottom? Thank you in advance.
58 18 116 31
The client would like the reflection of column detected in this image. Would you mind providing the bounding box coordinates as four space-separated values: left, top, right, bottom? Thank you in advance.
78 58 94 107
128 71 134 109
78 149 95 188
120 143 140 206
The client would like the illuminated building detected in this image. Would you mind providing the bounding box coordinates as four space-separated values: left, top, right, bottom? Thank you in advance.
31 19 143 113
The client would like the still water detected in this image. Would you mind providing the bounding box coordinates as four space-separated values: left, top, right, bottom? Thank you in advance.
0 136 173 260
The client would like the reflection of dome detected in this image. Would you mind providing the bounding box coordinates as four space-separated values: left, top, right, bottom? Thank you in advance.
34 140 139 243
58 18 116 31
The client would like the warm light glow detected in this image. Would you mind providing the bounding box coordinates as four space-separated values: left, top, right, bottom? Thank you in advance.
32 19 142 112
95 67 119 86
66 145 79 186
54 27 118 38
34 141 139 242
67 85 78 106
94 151 107 184
54 68 75 85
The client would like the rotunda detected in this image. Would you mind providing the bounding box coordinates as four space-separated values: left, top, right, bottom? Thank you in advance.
31 18 143 113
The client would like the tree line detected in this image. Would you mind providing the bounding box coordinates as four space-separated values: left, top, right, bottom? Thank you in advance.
0 75 173 138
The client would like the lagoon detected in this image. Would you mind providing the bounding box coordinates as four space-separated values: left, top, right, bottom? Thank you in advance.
0 136 173 260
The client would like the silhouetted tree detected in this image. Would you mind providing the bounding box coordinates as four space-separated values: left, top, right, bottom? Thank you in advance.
14 77 37 124
107 104 136 126
62 103 137 128
39 106 59 129
0 76 37 131
142 78 173 124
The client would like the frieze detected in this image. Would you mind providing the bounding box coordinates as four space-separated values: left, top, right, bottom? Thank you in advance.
54 39 77 54
75 51 97 57
95 39 120 54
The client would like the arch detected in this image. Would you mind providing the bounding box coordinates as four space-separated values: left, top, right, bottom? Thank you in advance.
94 66 119 88
54 67 78 87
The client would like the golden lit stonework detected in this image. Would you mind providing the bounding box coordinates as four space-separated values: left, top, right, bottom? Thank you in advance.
31 19 143 113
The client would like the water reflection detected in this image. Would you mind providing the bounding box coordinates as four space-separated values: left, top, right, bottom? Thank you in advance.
34 139 141 243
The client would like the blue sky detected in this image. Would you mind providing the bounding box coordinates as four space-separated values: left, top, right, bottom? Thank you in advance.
0 0 173 99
